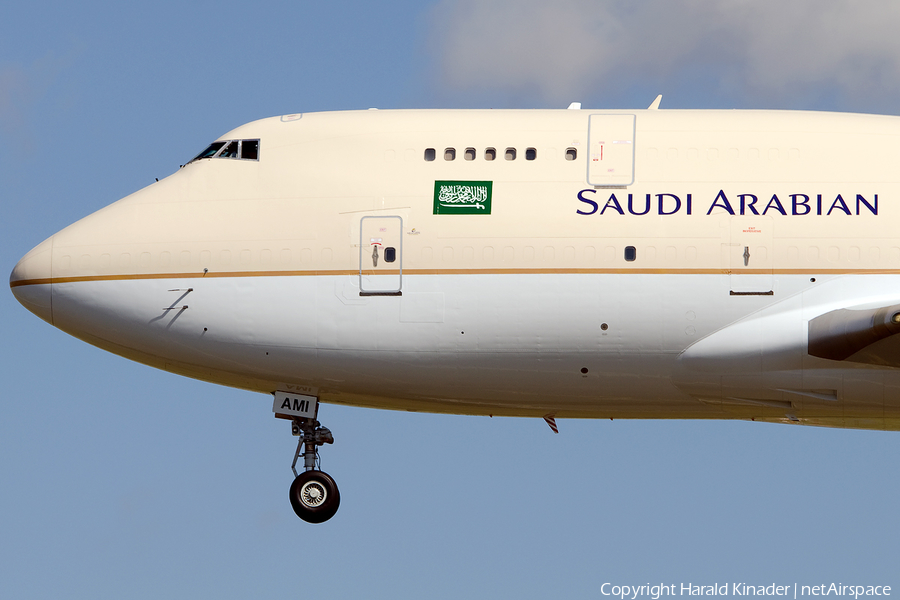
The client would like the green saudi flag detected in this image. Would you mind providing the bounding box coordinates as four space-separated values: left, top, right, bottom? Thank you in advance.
433 180 492 215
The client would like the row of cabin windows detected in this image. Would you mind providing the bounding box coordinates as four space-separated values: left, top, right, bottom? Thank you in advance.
424 147 578 162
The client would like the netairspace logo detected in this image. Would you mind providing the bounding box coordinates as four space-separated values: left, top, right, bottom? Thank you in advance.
600 584 892 600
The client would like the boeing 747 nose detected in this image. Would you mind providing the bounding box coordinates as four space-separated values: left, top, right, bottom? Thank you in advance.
10 236 53 325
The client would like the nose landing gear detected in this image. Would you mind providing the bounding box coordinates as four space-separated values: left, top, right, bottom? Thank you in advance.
288 417 340 523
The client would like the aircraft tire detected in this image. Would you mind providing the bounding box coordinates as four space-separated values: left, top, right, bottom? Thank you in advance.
289 470 340 523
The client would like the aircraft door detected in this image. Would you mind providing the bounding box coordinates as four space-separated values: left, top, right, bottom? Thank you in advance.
587 114 635 187
729 217 774 295
359 215 402 296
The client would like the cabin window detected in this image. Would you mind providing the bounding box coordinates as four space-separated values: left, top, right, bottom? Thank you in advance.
424 148 436 161
240 140 259 160
566 147 577 161
625 246 636 261
444 147 456 161
525 147 537 160
484 147 496 161
464 147 476 161
384 247 397 263
505 147 516 160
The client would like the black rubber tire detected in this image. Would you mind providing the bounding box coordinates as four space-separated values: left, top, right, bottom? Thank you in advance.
289 470 340 523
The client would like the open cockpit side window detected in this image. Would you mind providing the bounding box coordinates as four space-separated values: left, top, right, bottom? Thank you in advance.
188 139 261 164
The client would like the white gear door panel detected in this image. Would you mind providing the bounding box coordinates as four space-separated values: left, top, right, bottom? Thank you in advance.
359 215 402 295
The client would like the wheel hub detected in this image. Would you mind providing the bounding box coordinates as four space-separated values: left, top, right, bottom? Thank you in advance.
300 481 327 507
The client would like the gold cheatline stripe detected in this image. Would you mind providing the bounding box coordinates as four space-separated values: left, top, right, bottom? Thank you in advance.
11 267 900 288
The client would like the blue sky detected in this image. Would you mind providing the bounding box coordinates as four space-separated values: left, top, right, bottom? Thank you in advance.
3 1 900 598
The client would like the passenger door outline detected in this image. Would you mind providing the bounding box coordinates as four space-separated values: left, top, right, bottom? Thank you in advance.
359 215 402 296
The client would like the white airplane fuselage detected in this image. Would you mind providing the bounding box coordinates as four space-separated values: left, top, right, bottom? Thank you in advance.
11 108 900 430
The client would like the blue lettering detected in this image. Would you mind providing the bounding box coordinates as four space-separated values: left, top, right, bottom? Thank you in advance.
857 194 878 215
827 194 851 215
657 194 681 215
762 194 787 216
576 189 598 215
739 194 759 215
791 194 810 215
601 194 625 215
707 190 735 215
628 193 651 215
577 189 875 218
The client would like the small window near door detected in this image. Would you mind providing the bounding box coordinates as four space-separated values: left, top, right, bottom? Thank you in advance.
525 147 537 160
625 246 637 261
384 247 396 263
565 147 577 160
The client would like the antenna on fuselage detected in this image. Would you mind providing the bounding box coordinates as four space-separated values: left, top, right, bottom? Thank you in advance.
648 94 663 110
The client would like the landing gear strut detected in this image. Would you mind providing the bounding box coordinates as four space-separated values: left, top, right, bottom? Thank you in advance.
288 417 339 523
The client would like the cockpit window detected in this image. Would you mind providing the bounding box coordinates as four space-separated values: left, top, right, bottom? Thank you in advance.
188 139 261 164
219 141 239 158
240 139 259 160
194 142 226 161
